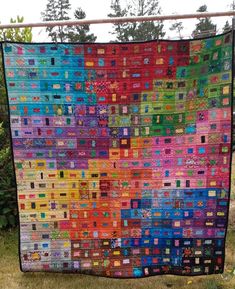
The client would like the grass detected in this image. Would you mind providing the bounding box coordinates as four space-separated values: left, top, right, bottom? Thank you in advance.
0 203 234 289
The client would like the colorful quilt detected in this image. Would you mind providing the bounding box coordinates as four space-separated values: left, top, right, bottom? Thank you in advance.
2 32 233 278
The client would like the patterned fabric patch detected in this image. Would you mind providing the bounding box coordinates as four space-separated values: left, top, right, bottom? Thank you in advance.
2 32 233 277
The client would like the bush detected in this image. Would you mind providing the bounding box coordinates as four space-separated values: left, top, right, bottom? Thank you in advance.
0 121 17 229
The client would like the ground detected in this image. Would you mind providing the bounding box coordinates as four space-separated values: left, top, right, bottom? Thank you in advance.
0 200 234 289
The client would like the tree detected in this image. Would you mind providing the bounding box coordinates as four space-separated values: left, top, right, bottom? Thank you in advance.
0 16 32 42
108 0 165 41
41 0 71 42
230 1 235 10
0 17 33 229
67 8 97 42
222 2 235 33
223 20 231 33
170 21 184 39
108 0 130 42
0 16 33 122
0 122 17 229
41 0 58 41
192 5 216 38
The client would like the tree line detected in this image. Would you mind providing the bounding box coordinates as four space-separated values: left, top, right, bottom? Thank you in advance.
41 0 234 42
0 0 233 43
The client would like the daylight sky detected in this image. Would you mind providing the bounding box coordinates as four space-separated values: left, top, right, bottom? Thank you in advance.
0 0 233 41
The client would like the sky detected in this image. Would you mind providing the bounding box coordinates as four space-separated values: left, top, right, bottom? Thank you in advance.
0 0 233 42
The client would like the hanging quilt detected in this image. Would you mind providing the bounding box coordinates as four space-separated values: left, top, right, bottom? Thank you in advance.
2 32 233 278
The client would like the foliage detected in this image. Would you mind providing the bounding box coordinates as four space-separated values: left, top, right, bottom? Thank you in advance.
0 122 17 229
41 0 57 41
170 21 183 39
0 16 32 42
221 2 233 35
0 16 33 119
41 0 71 42
67 8 97 42
0 16 33 122
42 0 97 42
0 56 6 122
192 5 216 38
108 0 165 41
0 16 33 120
223 20 231 33
0 16 32 229
107 0 130 42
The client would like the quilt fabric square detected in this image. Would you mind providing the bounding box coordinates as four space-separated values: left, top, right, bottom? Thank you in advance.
2 32 233 277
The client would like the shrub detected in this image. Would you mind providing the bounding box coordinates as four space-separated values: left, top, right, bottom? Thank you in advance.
0 121 17 229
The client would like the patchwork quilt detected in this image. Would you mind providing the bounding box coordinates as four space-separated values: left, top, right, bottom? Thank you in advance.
2 32 233 277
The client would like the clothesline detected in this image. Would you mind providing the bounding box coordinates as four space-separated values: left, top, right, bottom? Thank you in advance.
0 11 234 29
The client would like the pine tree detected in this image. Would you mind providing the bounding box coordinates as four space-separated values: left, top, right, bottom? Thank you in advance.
108 0 165 41
223 20 231 33
108 0 130 42
222 2 235 33
192 5 216 38
67 8 97 42
41 0 71 42
56 0 71 42
170 21 183 39
41 0 58 42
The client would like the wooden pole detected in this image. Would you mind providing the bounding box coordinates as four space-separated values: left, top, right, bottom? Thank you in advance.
0 11 234 29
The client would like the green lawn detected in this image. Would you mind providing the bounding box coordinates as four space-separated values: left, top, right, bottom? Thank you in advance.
0 204 234 289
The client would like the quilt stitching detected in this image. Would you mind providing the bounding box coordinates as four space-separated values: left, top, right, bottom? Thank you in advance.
2 32 233 277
